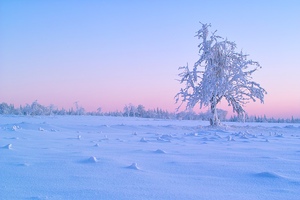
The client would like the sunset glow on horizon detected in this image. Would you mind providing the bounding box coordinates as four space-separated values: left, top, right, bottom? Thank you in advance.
1 1 300 119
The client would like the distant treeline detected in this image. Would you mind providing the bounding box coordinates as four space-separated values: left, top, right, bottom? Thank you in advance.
0 101 299 123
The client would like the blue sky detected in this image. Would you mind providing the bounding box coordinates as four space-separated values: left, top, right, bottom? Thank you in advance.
1 0 300 118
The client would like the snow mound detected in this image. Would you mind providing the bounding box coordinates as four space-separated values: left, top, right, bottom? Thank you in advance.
275 133 284 138
254 172 282 179
18 163 30 167
12 125 20 131
185 132 198 137
127 163 140 170
227 136 235 141
240 135 248 139
99 135 108 141
285 125 295 129
3 144 12 149
157 136 170 142
86 156 98 163
6 137 19 140
154 149 166 154
140 137 148 142
29 195 49 200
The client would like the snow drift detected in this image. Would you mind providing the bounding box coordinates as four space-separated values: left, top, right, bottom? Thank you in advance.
0 115 299 199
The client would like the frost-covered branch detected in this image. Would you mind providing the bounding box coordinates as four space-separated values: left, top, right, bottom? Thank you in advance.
176 22 267 126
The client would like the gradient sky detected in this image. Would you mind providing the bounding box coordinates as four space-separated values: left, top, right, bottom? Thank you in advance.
1 0 300 118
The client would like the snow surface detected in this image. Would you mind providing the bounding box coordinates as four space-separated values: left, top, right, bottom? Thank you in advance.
1 115 300 200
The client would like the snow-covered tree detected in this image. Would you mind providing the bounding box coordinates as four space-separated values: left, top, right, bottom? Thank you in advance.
175 23 267 126
123 104 131 117
137 104 146 117
30 100 48 115
96 107 102 116
73 101 85 115
0 103 11 114
48 104 56 115
129 104 137 117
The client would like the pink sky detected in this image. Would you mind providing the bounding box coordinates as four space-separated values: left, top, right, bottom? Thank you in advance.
1 1 300 119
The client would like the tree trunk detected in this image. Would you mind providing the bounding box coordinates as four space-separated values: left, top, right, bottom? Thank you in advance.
210 101 220 126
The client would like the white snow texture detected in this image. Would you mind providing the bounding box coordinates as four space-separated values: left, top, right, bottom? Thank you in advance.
0 115 299 200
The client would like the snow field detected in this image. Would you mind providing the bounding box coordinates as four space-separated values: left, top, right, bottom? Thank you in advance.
0 115 300 200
